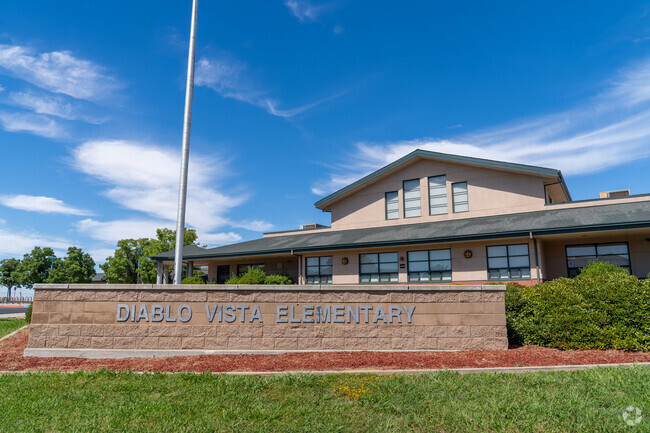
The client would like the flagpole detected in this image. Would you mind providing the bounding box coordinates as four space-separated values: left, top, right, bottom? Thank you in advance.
173 0 198 285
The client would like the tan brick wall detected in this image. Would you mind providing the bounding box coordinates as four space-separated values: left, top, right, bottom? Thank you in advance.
28 284 507 352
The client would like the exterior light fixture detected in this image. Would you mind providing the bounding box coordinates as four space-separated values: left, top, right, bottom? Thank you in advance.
464 250 473 259
341 257 349 265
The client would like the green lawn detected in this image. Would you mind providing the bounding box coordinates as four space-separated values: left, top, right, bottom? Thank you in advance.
0 367 648 432
0 317 26 338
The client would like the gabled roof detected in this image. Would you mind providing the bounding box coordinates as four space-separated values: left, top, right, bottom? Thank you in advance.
151 200 650 261
314 149 571 210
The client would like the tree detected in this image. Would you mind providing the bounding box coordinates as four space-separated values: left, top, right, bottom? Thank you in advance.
45 247 96 284
15 247 58 288
100 228 199 284
0 258 21 299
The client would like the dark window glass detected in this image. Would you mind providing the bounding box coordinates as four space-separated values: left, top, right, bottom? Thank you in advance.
407 249 452 282
359 252 398 283
385 191 399 220
305 256 333 284
566 243 630 277
487 244 530 280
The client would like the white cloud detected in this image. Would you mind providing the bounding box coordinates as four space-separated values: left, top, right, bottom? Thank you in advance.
312 59 650 195
0 195 93 216
230 220 275 232
196 231 242 245
0 111 66 139
0 228 71 256
77 219 242 249
284 0 329 22
0 84 4 92
0 44 121 101
76 218 170 243
87 248 115 264
7 90 105 124
196 57 340 117
71 140 272 236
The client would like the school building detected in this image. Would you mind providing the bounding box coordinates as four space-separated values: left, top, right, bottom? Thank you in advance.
152 149 650 285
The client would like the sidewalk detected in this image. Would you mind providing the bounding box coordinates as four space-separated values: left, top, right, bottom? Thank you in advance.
0 313 26 319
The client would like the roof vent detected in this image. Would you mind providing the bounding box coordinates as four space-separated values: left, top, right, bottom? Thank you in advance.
300 223 328 230
599 189 630 198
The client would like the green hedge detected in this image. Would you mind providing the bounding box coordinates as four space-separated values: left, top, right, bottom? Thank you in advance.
506 260 650 351
25 302 33 324
225 267 294 285
181 276 205 284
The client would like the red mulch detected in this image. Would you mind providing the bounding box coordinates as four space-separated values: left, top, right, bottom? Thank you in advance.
2 328 650 373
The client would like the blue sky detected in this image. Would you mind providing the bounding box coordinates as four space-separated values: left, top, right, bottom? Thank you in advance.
1 0 650 268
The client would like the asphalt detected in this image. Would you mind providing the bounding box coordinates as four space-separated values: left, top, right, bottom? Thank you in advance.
0 306 27 316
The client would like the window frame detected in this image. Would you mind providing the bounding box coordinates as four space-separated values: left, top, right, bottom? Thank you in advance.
385 191 399 220
358 252 399 284
305 256 333 284
428 175 448 216
565 242 631 277
486 244 531 281
452 181 469 213
407 248 452 283
402 179 422 218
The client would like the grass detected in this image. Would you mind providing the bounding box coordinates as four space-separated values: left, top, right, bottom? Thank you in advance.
0 317 26 338
0 367 648 432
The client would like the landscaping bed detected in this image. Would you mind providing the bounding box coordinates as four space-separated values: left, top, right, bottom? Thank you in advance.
3 327 650 373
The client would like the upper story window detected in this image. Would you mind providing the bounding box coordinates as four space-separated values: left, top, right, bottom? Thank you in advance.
408 249 452 282
237 263 265 276
428 175 447 215
306 256 333 284
452 181 469 213
403 179 421 218
359 252 398 283
385 191 399 220
487 244 530 280
566 243 630 277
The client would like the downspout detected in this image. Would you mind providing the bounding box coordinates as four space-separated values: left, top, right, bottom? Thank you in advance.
290 250 303 285
530 232 540 284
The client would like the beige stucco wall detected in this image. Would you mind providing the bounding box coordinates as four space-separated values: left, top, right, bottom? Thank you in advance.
541 229 650 280
326 159 550 231
26 284 508 356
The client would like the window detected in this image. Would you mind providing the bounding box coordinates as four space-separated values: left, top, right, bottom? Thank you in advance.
403 179 421 218
385 191 399 220
566 243 630 277
408 249 452 282
487 244 531 280
452 181 469 213
428 175 447 215
306 256 333 284
237 263 265 276
359 252 398 283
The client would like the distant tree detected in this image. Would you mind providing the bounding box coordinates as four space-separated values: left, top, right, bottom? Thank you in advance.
0 258 21 299
16 247 58 288
45 247 96 284
101 228 199 284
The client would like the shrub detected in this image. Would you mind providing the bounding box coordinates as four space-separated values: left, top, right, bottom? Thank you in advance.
225 268 295 285
236 267 267 285
506 260 650 351
264 274 294 285
181 276 205 284
25 302 33 324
